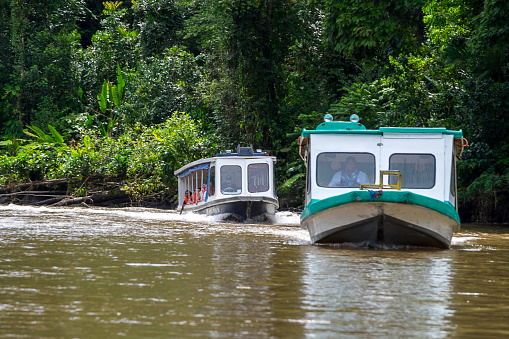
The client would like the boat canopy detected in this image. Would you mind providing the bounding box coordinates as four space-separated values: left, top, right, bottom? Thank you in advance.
176 162 210 178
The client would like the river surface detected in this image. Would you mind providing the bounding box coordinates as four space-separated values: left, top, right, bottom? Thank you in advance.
0 205 508 338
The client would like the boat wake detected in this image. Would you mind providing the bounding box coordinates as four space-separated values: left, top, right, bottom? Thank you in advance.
0 204 301 227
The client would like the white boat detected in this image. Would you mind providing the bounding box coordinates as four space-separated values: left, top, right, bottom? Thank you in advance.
298 114 465 248
174 145 279 221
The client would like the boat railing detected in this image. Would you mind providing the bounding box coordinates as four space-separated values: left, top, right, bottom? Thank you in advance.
360 170 401 190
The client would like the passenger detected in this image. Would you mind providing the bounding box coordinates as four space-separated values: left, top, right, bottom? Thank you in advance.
184 190 191 205
180 190 191 214
193 188 201 203
200 184 207 200
329 156 370 187
221 175 239 193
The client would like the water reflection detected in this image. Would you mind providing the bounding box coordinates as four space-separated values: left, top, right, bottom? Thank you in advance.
299 247 456 338
449 224 509 338
0 205 508 338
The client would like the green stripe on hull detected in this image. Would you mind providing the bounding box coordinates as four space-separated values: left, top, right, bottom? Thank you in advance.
301 191 460 225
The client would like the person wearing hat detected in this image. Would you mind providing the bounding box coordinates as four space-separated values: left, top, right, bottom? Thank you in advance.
221 174 239 193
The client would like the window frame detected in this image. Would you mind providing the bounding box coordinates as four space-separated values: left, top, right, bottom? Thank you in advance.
450 154 456 197
247 163 269 193
208 165 215 197
388 153 436 189
220 165 242 195
316 152 376 188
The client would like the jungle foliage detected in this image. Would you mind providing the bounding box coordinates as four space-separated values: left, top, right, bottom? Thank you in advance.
1 0 508 221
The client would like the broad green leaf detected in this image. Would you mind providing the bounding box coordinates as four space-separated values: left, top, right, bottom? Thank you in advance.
280 173 304 192
25 125 54 143
97 81 108 114
116 63 125 103
48 125 64 145
23 129 40 139
110 84 119 107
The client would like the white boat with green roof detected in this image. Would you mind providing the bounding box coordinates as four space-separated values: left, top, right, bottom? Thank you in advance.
298 114 465 248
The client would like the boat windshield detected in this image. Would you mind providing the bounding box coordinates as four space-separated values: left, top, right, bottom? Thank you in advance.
220 165 242 195
389 154 435 189
317 152 375 188
248 163 269 193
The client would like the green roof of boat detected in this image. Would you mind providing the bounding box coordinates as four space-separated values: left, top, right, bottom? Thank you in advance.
301 121 463 138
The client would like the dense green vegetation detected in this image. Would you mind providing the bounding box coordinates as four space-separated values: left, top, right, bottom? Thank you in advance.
1 0 508 222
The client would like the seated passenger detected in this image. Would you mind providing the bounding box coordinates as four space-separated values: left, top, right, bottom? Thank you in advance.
193 188 201 203
184 190 191 205
329 156 369 187
200 184 207 200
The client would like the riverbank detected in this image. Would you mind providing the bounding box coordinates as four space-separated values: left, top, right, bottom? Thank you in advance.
0 178 175 209
0 115 211 210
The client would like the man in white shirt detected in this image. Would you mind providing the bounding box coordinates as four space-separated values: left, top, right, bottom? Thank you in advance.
329 156 370 187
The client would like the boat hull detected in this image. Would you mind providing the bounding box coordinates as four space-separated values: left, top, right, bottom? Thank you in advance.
301 192 460 248
181 196 278 221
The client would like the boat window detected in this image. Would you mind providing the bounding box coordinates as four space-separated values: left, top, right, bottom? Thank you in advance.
248 163 269 193
220 165 242 195
450 155 456 197
317 153 375 188
306 152 311 194
208 165 215 197
273 165 277 197
389 154 435 189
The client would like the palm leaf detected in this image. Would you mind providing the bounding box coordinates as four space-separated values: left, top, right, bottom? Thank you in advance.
116 62 125 103
23 129 40 139
97 81 108 114
48 125 64 145
24 125 54 143
280 173 305 192
110 84 119 107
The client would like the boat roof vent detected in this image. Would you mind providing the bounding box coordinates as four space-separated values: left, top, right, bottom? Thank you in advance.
237 145 254 156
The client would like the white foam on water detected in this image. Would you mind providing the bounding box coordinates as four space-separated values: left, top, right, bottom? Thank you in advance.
451 236 478 245
0 204 225 224
0 204 311 245
272 211 301 226
0 204 306 237
0 204 303 227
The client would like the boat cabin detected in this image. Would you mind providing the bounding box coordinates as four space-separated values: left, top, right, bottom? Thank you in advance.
175 146 277 209
300 115 464 209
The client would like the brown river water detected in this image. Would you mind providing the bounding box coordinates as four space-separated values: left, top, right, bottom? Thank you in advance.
0 205 508 338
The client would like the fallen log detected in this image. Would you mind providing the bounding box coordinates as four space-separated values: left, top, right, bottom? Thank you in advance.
95 201 129 207
50 196 94 207
89 192 129 203
34 196 70 206
1 179 70 193
44 191 130 207
0 191 68 197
